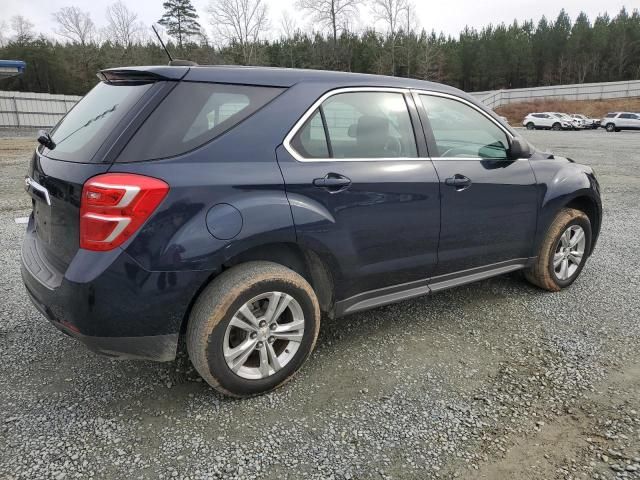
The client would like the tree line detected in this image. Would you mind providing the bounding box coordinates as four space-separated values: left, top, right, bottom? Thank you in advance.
0 0 639 96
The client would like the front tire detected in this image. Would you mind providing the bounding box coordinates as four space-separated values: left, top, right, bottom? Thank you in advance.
551 122 561 131
526 122 535 130
187 261 320 397
605 123 615 132
525 208 591 292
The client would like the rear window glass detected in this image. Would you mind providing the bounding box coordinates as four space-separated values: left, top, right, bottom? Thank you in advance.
46 82 153 162
118 82 283 162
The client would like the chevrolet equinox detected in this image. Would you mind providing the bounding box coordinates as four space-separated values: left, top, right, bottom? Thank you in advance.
22 66 602 397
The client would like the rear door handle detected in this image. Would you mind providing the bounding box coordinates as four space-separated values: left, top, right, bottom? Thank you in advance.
444 174 472 190
313 174 352 192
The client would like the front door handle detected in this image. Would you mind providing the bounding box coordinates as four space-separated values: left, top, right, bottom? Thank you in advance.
313 174 352 192
445 174 472 190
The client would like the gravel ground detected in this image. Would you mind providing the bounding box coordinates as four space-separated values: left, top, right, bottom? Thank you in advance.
0 129 639 480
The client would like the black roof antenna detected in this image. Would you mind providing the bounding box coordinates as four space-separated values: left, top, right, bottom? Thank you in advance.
151 25 198 67
152 25 173 62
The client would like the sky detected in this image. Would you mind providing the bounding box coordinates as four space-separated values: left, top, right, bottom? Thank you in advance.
1 0 633 41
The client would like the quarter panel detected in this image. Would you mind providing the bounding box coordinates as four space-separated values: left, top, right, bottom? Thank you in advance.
108 93 300 271
112 159 296 271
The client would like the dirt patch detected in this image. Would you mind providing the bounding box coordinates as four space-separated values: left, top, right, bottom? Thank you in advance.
463 361 640 479
0 137 36 158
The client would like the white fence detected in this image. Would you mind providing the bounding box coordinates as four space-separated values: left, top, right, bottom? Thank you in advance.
472 80 640 109
0 91 81 128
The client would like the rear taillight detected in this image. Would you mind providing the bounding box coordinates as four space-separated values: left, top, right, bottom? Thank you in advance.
80 173 169 251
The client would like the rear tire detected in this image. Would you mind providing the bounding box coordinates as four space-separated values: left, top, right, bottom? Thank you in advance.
526 122 535 130
605 123 615 132
551 123 561 131
187 261 320 397
525 208 591 292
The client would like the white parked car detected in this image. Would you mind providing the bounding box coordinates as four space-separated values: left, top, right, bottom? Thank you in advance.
523 112 572 130
553 112 581 130
600 112 640 132
571 114 600 129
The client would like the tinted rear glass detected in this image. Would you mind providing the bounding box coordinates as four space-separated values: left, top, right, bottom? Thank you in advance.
118 82 284 162
289 109 329 158
46 82 154 162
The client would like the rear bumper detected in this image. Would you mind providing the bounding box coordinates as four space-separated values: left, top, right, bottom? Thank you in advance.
24 285 178 360
21 223 213 362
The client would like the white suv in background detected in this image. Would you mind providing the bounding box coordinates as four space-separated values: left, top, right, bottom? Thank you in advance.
523 112 572 130
571 114 600 129
553 113 581 130
601 112 640 132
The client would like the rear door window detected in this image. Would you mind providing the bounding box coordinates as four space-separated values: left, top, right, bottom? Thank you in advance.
322 92 417 159
46 81 154 162
288 91 418 160
118 82 283 162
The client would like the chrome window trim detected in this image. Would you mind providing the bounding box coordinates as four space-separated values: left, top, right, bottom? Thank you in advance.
282 86 426 163
283 86 517 163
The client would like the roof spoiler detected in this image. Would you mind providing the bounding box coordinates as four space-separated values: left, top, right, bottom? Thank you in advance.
97 66 193 84
97 70 166 84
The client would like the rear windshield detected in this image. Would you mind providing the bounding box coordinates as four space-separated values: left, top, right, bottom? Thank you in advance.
117 82 284 162
46 82 154 162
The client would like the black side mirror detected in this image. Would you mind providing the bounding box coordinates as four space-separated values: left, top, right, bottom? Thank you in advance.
37 130 56 150
509 136 531 159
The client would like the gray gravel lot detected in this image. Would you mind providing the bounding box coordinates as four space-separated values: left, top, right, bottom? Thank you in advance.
1 129 639 480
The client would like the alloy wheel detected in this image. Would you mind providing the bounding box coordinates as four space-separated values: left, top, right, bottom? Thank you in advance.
553 225 586 281
223 292 305 380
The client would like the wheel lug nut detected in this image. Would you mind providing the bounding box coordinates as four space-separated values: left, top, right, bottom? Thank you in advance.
256 341 264 349
250 332 257 339
269 323 277 330
268 336 275 343
259 320 266 328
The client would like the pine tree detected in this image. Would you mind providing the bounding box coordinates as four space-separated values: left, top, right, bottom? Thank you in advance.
158 0 201 50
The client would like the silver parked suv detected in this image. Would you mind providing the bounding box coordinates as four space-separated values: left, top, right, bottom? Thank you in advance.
601 112 640 132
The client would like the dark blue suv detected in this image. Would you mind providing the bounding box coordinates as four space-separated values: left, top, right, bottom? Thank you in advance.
22 66 602 397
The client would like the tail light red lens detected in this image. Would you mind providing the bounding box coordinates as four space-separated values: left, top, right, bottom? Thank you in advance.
80 173 169 251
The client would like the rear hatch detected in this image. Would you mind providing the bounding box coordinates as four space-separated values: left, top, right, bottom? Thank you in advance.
25 77 166 273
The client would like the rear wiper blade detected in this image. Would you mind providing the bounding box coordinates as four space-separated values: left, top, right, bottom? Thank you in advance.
54 105 117 147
